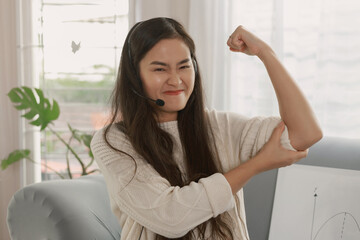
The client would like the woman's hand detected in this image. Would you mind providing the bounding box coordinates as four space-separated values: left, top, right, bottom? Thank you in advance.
224 121 308 194
227 25 272 58
250 121 308 173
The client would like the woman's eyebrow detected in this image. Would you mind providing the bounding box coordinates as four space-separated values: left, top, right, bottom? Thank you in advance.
150 58 190 67
177 58 190 65
150 61 167 66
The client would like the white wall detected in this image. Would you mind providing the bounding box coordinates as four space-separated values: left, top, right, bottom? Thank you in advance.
0 0 22 239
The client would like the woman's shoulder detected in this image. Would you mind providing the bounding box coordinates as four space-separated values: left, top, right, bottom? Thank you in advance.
205 108 250 127
91 123 132 153
91 124 120 143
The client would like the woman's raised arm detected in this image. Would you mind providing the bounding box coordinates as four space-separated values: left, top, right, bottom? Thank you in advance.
227 26 323 151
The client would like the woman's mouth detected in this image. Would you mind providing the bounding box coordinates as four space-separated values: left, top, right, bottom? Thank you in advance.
163 90 184 95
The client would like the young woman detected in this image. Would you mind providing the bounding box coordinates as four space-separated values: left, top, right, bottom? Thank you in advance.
91 17 322 240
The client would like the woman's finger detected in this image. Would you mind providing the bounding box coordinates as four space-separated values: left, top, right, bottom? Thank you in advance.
228 36 244 50
296 149 309 159
288 149 309 163
269 121 285 143
229 47 244 52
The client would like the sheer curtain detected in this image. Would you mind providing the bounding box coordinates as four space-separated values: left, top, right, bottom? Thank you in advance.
228 0 281 118
187 0 232 110
129 0 190 27
284 0 360 138
130 0 360 139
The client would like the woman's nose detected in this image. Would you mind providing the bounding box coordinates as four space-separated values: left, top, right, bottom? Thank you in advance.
167 72 182 86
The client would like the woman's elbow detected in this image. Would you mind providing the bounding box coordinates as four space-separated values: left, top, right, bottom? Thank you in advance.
308 128 323 147
291 127 323 151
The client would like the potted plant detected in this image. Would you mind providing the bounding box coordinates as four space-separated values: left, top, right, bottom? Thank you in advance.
1 86 97 179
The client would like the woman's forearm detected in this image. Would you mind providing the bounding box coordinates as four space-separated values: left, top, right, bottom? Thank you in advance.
258 47 323 150
224 159 258 194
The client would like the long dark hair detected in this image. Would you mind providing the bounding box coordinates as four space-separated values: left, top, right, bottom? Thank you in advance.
104 17 234 239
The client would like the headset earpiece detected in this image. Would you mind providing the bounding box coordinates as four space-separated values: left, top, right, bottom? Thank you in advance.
192 58 198 74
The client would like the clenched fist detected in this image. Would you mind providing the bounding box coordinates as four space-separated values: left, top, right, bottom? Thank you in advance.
227 25 272 59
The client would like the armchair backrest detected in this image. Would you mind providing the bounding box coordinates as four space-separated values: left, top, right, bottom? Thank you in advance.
7 175 121 240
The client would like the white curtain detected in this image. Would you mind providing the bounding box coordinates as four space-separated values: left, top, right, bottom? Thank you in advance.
129 0 360 139
129 0 190 27
284 0 360 138
188 0 232 110
0 0 43 236
0 1 21 239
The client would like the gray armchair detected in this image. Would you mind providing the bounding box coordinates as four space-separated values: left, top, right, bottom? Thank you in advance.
7 137 360 240
7 175 121 240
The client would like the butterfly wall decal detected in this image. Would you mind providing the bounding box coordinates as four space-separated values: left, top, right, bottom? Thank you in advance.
71 41 81 54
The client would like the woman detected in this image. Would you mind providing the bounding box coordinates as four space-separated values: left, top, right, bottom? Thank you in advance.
91 17 322 240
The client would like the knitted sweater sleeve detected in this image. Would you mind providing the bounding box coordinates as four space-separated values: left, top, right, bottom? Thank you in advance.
207 110 295 170
238 115 295 162
90 126 235 238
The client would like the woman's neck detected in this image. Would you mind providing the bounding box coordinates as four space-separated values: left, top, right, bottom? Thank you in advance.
156 111 178 123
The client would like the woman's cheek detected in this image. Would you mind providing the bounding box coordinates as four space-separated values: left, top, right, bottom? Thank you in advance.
143 74 166 96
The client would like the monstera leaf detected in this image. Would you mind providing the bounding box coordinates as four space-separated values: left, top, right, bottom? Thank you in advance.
8 87 60 130
3 86 98 178
1 149 30 170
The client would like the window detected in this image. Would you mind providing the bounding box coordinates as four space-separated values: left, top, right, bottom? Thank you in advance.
27 0 128 180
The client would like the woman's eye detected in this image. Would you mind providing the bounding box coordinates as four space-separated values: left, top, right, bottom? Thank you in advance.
154 68 165 72
180 65 190 69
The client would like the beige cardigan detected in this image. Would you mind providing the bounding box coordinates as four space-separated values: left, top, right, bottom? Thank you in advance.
90 110 294 239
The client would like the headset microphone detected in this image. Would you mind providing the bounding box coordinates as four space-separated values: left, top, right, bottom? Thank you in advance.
131 88 165 106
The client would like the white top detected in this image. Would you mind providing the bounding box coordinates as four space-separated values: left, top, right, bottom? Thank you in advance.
90 109 295 239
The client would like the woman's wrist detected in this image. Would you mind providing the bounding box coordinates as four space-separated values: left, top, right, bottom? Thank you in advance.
257 45 276 62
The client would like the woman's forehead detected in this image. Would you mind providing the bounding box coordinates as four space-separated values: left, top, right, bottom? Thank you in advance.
142 38 191 63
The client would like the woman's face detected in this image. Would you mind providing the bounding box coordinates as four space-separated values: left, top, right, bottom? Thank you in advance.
139 38 196 122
